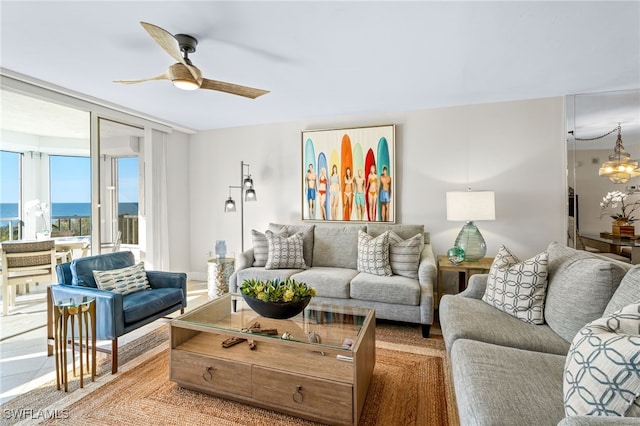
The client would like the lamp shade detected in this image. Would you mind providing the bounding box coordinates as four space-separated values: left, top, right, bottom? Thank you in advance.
446 191 496 222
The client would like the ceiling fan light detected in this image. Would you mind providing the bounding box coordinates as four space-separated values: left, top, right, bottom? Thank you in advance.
172 79 199 91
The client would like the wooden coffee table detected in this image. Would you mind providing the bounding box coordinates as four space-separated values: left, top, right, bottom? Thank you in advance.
170 294 375 426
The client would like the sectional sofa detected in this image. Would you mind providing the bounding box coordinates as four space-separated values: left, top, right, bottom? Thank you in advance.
229 222 437 336
439 242 640 425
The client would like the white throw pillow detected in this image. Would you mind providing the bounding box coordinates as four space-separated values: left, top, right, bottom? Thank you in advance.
564 301 640 417
93 262 150 295
264 230 307 270
388 231 421 279
357 230 392 276
482 245 549 324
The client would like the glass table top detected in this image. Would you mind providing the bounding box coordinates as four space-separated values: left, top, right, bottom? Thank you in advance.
173 293 373 351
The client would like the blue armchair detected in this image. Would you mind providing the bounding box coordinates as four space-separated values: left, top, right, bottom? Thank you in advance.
50 251 186 373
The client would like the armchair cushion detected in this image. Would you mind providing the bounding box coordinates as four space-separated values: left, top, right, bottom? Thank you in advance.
123 288 183 324
71 251 135 288
93 262 150 295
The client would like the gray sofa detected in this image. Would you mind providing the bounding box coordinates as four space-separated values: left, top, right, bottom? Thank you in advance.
440 242 640 425
229 223 437 337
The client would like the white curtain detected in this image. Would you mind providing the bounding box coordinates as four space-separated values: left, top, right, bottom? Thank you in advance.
143 128 170 270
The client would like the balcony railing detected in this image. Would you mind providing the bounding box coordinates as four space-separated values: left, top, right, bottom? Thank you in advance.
1 215 138 244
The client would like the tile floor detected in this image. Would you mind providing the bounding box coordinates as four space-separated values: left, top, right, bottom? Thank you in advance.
0 280 210 404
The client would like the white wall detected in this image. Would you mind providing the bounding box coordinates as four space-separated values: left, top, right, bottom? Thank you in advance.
188 96 567 278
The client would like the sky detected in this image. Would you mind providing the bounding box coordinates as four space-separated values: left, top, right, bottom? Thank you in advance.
0 151 138 204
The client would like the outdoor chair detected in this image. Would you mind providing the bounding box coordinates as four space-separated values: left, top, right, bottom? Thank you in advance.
1 240 56 316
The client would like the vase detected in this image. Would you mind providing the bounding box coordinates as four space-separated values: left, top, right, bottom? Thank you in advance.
242 294 311 319
612 220 635 237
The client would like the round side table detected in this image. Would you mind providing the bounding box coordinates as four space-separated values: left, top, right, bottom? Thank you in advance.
208 257 235 299
53 296 96 392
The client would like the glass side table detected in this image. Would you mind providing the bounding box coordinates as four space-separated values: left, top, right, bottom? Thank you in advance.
207 257 235 299
53 295 96 392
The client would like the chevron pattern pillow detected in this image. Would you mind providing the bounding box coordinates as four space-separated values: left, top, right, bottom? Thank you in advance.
265 230 307 270
482 245 549 324
93 262 150 295
564 302 640 417
357 230 392 276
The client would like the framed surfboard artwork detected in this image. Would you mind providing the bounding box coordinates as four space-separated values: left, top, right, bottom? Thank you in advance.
302 124 395 223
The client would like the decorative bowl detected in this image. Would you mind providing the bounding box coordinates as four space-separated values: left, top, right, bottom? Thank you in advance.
242 294 311 319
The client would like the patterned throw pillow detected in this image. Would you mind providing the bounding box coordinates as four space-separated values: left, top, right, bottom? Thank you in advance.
564 302 640 417
92 262 150 295
357 230 392 276
482 245 549 324
388 231 422 279
251 229 269 267
264 230 307 270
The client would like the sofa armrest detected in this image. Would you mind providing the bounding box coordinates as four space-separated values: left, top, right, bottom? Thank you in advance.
418 244 437 324
558 417 640 425
458 273 489 299
146 270 187 307
50 284 124 340
229 249 255 293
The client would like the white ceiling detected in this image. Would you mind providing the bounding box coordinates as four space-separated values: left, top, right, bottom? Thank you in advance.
1 1 639 134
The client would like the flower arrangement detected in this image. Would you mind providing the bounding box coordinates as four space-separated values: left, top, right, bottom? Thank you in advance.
240 278 316 303
600 191 640 223
25 199 50 232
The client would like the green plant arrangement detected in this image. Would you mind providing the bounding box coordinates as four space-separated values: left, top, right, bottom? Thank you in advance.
240 278 316 319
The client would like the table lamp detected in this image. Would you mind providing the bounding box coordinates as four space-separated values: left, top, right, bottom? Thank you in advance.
446 190 495 261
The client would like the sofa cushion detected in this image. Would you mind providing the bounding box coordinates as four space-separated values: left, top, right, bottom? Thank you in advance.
313 225 365 269
251 228 287 267
564 302 640 417
439 294 570 355
451 339 567 426
123 287 183 324
482 245 549 324
350 272 420 305
268 223 315 267
265 231 307 270
236 267 303 285
291 267 358 299
388 231 421 279
367 224 425 249
71 251 135 288
357 230 392 276
545 242 628 343
604 264 640 316
92 262 151 295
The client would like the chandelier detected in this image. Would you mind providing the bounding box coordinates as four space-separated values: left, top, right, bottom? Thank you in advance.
574 124 639 184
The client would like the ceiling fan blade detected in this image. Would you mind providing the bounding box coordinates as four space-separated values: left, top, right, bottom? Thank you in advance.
140 22 184 64
114 72 170 85
200 78 269 99
140 22 202 84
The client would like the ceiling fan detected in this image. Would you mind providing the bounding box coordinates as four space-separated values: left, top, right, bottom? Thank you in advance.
114 22 269 99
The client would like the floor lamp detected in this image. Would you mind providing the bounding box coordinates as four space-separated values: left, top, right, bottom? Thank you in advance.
224 161 257 252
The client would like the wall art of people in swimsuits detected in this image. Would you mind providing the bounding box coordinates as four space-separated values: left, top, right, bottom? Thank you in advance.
301 125 395 223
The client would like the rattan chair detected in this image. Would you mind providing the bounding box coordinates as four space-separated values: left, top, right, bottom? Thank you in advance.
1 240 56 315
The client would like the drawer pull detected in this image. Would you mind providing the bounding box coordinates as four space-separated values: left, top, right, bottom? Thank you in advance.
292 385 304 403
202 366 215 382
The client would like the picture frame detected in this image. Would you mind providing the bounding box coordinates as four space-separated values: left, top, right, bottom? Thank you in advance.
302 124 395 223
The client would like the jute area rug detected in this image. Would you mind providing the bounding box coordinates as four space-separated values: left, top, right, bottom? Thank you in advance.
3 322 458 426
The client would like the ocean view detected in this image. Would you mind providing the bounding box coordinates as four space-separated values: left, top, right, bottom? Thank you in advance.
0 202 138 218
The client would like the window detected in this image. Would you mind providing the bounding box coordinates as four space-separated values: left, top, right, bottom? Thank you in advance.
0 150 22 241
117 157 139 244
49 155 91 237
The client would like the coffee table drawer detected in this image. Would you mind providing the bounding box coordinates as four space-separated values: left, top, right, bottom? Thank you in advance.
171 350 251 397
252 365 353 423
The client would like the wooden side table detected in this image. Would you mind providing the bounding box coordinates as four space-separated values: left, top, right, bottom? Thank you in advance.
437 255 494 303
53 295 96 391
